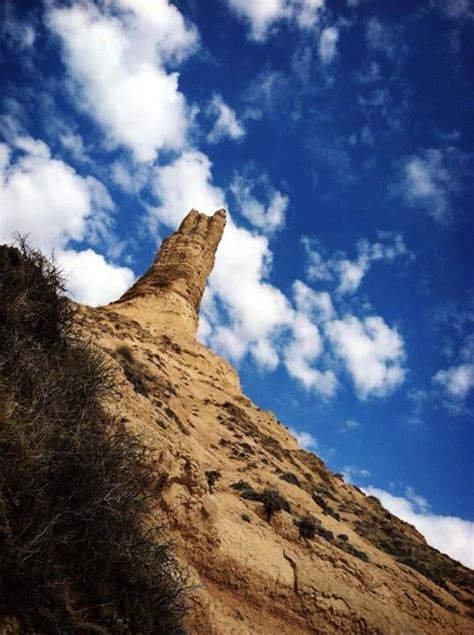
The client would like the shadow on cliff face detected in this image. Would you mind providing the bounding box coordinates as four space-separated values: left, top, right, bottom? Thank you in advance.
0 240 189 634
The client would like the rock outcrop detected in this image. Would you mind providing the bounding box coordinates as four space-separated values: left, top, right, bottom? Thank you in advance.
114 209 226 341
74 209 472 634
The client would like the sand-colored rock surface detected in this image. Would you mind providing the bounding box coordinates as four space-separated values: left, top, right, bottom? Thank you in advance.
76 210 473 634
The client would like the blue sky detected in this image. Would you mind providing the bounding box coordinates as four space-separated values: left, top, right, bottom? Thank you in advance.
1 0 473 566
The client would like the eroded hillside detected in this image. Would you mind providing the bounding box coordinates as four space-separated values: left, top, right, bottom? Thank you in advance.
73 210 473 634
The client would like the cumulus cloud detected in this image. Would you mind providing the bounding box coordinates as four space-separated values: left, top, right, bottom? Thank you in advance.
283 281 337 396
434 364 474 400
303 234 410 295
230 172 288 233
0 136 134 306
319 26 339 63
401 149 458 222
226 0 324 41
284 310 337 396
0 136 111 251
48 0 198 161
364 486 474 568
150 150 226 229
207 94 245 144
57 248 135 306
206 221 292 368
327 315 405 398
433 337 474 402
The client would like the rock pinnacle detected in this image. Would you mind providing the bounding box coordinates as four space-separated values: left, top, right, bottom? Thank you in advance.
112 209 227 340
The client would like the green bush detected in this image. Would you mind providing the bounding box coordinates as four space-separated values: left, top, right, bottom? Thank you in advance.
0 241 188 634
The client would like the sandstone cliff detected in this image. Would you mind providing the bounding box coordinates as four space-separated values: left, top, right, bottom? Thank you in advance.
76 209 473 634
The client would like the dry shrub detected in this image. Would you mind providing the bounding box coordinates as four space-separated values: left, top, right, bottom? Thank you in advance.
0 240 188 633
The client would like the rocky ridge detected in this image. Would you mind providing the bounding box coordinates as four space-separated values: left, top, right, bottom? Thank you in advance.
76 209 473 634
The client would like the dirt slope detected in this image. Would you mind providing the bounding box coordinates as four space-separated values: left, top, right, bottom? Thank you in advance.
76 209 473 634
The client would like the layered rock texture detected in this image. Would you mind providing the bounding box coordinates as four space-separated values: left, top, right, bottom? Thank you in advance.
76 209 472 634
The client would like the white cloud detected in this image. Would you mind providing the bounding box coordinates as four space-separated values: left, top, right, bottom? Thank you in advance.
290 427 318 451
342 465 371 482
0 136 134 307
319 27 339 63
402 149 457 222
284 315 337 396
342 419 361 430
150 150 226 229
231 172 288 233
432 0 474 21
2 8 36 51
283 281 337 396
226 0 324 41
57 248 135 306
327 315 405 398
48 0 198 161
207 94 245 144
366 17 395 58
227 0 288 40
364 486 474 568
0 136 112 251
59 130 87 161
303 234 410 295
293 280 335 321
433 331 474 402
296 0 325 28
433 364 474 400
208 221 292 368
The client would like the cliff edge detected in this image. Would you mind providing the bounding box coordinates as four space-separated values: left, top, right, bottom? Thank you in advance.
74 209 474 634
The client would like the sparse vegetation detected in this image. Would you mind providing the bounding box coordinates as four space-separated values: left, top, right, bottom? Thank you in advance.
312 492 341 520
205 470 221 492
259 488 291 522
231 482 290 521
279 471 300 486
115 343 150 396
296 515 318 539
116 343 136 364
0 241 188 634
354 512 473 600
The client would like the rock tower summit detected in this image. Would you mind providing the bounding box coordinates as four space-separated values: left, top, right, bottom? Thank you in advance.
111 209 227 341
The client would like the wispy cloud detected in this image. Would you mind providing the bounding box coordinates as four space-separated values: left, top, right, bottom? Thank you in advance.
400 148 461 222
230 169 288 233
319 26 339 63
206 94 245 144
303 233 412 295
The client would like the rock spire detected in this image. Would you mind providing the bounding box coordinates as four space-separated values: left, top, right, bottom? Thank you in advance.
112 209 226 340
